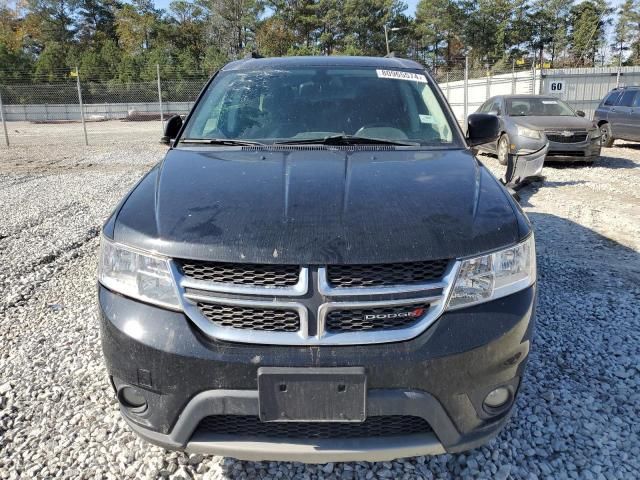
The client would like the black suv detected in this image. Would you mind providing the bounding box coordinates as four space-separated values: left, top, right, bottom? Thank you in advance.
594 86 640 146
98 56 537 463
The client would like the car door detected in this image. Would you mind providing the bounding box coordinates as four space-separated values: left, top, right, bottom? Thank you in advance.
611 90 637 140
628 91 640 141
484 98 503 153
475 98 498 152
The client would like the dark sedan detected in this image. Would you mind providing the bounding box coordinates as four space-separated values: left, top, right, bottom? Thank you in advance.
476 95 602 164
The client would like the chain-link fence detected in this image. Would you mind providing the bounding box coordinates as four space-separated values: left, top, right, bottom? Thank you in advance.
0 67 208 146
433 61 538 124
2 62 640 147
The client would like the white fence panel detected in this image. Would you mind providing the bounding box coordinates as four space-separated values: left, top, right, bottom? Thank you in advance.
540 67 640 118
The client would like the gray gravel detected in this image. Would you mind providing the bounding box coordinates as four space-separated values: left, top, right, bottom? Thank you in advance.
1 142 639 479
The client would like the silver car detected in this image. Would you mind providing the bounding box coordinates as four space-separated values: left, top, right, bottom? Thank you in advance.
476 95 602 165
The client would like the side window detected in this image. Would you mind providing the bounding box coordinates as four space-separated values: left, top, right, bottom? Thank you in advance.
490 100 502 115
633 93 640 108
604 91 621 106
478 101 490 113
617 90 637 107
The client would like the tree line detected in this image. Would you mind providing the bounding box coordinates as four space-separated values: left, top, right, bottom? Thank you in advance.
0 0 639 84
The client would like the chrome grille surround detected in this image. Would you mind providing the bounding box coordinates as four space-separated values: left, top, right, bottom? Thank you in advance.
171 261 458 346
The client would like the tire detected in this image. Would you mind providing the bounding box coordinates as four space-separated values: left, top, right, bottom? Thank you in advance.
600 123 614 147
497 134 509 165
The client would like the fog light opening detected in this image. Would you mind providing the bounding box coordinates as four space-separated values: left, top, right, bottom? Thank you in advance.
483 387 511 410
118 386 148 414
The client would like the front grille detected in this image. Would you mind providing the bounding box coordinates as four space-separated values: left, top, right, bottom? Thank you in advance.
178 260 299 287
196 415 432 439
197 303 300 332
327 260 449 288
326 303 430 332
546 132 588 143
547 150 585 157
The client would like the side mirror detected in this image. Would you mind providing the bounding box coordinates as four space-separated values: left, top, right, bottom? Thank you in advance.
576 110 586 117
467 113 500 147
161 115 183 145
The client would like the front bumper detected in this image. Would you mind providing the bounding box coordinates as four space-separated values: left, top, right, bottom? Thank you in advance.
99 284 536 462
545 138 601 162
514 135 601 164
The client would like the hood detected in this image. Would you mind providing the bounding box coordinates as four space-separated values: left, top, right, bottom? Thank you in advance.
110 147 525 264
512 115 594 130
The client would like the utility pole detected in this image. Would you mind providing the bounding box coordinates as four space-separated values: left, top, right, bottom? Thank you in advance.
384 26 405 55
384 25 390 55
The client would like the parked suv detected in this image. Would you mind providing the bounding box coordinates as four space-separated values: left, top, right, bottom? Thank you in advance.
98 56 537 463
594 86 640 146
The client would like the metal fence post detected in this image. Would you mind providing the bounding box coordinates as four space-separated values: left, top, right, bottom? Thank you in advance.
463 55 469 122
446 71 450 100
75 67 89 146
485 65 491 101
531 62 536 95
157 63 164 133
538 66 544 95
0 88 9 147
511 59 516 94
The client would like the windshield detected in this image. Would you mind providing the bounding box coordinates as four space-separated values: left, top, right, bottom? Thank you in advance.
182 67 457 146
506 97 576 117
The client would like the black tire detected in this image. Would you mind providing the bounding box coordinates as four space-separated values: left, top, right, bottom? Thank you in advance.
497 134 509 166
600 123 614 147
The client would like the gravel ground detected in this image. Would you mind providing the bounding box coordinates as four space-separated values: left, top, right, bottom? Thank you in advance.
3 120 164 146
0 142 638 479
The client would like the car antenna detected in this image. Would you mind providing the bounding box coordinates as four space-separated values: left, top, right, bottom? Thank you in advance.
244 51 263 59
384 52 397 58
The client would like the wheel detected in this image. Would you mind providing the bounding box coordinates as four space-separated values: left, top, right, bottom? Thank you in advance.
497 134 509 165
600 123 614 147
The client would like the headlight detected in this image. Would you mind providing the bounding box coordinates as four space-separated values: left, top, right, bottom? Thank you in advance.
98 236 181 309
516 125 542 140
446 236 536 310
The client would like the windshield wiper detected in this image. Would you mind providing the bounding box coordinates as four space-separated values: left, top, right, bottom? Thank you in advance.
181 138 266 146
274 135 420 147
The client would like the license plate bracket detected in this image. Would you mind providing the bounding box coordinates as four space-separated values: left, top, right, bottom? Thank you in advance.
258 367 366 422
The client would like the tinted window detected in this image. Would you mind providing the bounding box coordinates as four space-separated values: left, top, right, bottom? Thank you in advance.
183 67 457 146
618 90 638 107
604 91 622 106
